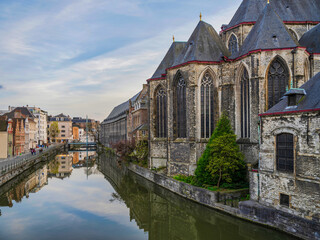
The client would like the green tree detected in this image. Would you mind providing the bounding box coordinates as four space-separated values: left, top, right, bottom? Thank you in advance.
195 113 233 185
49 122 60 142
206 134 246 187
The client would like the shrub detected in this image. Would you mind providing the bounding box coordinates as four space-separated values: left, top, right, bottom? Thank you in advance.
130 140 148 167
195 113 234 185
206 133 246 187
111 140 136 162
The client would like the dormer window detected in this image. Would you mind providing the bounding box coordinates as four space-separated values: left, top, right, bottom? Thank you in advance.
284 88 306 107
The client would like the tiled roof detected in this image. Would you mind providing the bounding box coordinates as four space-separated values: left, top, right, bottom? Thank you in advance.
299 23 320 54
102 92 140 124
5 107 35 119
173 21 230 66
235 3 299 58
151 42 186 79
262 72 320 115
227 0 320 30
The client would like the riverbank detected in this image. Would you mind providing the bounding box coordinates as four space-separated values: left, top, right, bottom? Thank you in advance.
127 163 319 240
0 144 66 187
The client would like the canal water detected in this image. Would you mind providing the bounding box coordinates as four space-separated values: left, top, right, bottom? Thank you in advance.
0 151 296 240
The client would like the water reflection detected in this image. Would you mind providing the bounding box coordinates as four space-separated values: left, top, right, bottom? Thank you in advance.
98 153 296 240
0 151 295 240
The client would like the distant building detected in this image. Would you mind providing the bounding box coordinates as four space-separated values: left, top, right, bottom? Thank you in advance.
49 114 73 143
28 106 48 145
100 92 140 146
130 84 148 142
0 119 12 159
73 126 79 140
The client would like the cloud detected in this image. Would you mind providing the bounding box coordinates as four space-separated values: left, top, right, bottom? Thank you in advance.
0 85 3 89
0 0 240 120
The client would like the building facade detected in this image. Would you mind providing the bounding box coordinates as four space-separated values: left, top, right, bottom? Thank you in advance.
147 0 320 175
100 93 140 146
252 72 320 222
49 114 73 143
28 106 48 145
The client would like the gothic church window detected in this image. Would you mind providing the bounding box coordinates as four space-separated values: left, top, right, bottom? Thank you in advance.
276 133 294 173
240 68 250 138
201 72 214 138
155 86 167 138
174 73 187 138
267 58 289 109
228 34 238 55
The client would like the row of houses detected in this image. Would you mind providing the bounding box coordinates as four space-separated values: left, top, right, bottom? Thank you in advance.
99 0 320 225
0 106 99 159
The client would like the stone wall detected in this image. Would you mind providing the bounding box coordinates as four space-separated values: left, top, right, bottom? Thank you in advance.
259 111 320 222
128 161 319 240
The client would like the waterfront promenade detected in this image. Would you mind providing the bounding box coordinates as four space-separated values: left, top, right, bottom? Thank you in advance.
0 143 65 186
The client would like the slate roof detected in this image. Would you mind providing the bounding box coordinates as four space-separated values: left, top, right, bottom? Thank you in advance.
261 72 320 116
227 0 320 30
235 3 299 58
151 42 186 79
173 21 230 66
5 107 35 119
103 92 140 124
299 23 320 54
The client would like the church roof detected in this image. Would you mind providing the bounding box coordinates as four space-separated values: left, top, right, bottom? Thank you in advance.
103 92 140 124
299 23 320 54
151 42 186 79
173 21 230 66
227 0 320 30
261 72 320 116
236 3 299 58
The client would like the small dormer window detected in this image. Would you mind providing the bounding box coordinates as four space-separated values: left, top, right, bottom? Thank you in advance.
284 88 306 108
288 95 297 106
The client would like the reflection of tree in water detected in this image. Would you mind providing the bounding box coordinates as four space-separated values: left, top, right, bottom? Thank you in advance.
98 153 294 240
48 159 60 174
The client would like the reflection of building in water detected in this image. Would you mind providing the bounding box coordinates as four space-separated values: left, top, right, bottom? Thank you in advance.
79 151 95 161
0 164 48 208
48 154 73 179
73 152 79 164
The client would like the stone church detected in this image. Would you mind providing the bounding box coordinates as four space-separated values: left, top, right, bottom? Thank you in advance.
147 0 320 175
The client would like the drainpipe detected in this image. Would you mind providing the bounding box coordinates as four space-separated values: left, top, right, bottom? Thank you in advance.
257 116 262 201
147 81 151 169
291 49 297 88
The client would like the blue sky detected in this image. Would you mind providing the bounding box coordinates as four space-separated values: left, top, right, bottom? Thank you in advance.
0 0 241 120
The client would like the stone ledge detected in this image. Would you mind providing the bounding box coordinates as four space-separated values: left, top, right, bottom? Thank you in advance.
128 163 320 240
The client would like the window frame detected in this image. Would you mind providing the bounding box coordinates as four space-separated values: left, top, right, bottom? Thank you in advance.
276 133 294 173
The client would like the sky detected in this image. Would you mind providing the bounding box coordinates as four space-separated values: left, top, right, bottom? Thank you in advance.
0 0 241 121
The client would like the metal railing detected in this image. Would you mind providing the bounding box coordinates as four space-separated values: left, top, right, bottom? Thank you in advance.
0 143 64 177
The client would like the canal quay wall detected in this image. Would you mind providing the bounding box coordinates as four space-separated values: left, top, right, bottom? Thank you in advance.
128 163 320 240
0 144 65 187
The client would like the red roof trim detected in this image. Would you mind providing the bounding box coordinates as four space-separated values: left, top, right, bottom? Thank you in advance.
259 108 320 117
221 21 320 33
146 47 316 83
147 77 166 82
221 22 256 33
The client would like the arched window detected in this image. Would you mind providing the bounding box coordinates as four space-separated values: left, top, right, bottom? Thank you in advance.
174 73 187 138
228 34 238 55
201 72 214 138
276 133 294 173
155 86 167 138
267 58 289 109
240 68 250 138
304 60 309 83
289 29 298 41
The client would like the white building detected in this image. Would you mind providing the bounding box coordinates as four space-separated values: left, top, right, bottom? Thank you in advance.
28 107 48 145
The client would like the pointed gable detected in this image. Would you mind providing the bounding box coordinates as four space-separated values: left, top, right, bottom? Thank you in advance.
151 42 186 79
236 4 299 58
174 21 230 66
227 0 320 30
299 23 320 54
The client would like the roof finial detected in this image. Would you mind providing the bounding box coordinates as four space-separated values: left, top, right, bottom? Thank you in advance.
267 0 270 4
200 12 202 21
173 35 175 42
